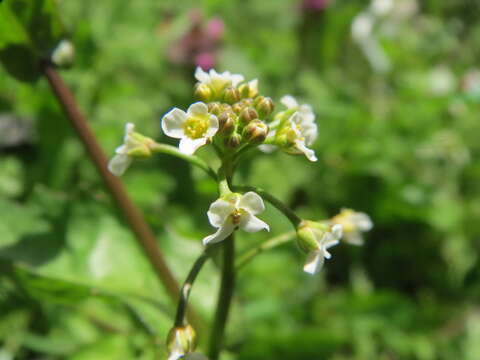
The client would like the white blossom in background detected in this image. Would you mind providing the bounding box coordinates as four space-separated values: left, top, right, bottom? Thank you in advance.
331 209 373 246
161 102 219 155
194 67 244 93
203 192 269 246
370 0 394 16
429 66 457 96
300 223 343 275
51 39 75 67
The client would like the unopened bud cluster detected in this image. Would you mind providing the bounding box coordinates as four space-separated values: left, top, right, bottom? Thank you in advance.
193 69 273 150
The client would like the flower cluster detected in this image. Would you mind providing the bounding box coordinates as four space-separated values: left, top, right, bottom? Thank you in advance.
106 68 373 359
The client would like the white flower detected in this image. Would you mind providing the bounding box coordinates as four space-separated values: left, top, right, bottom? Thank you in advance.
370 0 394 16
194 67 244 93
303 224 342 275
331 209 373 245
287 112 318 162
278 95 318 161
161 102 219 155
351 12 374 41
108 123 137 176
202 192 270 246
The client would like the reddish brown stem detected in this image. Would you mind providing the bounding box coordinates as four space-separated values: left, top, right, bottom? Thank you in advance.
41 62 200 325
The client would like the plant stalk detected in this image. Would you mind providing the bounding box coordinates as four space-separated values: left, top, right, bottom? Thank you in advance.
208 234 235 360
40 62 203 326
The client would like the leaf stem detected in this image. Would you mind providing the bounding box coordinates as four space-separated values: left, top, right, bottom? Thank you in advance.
150 142 217 181
208 234 236 360
236 230 296 270
174 244 220 327
232 185 302 228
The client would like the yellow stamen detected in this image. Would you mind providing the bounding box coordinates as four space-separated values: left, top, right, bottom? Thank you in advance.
183 115 210 139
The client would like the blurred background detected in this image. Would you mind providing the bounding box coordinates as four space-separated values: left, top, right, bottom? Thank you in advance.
1 0 480 359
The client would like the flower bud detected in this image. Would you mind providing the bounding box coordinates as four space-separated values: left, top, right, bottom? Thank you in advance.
239 79 259 98
166 324 196 360
296 220 322 253
217 111 236 134
254 96 274 118
222 87 241 104
224 132 242 148
194 83 213 102
126 133 155 158
243 120 268 144
207 102 222 116
239 107 259 125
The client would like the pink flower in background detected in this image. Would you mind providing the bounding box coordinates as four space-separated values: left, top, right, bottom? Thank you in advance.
168 10 224 70
301 0 330 13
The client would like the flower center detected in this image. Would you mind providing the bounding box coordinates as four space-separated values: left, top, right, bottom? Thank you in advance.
183 115 210 139
229 209 244 225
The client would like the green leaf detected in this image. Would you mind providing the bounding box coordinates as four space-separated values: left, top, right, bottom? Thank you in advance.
0 0 66 82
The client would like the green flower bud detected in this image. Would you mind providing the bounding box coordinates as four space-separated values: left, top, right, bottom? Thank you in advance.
224 132 242 148
217 111 236 134
243 120 268 144
194 83 213 102
239 79 259 99
296 220 327 253
223 87 241 104
239 107 259 125
166 324 196 359
255 96 274 118
126 132 155 158
207 102 222 116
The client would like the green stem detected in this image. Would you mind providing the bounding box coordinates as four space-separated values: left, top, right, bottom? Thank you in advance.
174 244 220 327
236 230 296 270
232 185 301 228
217 161 233 196
151 143 217 181
208 234 236 360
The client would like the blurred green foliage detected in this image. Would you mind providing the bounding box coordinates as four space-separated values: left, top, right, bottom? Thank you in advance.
1 0 480 359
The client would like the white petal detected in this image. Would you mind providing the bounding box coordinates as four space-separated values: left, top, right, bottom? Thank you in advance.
239 213 270 233
124 122 135 137
231 74 245 87
108 154 132 176
353 212 373 231
344 232 364 246
323 240 339 257
331 224 343 240
303 251 324 274
179 137 208 155
114 144 128 155
281 95 299 109
238 192 265 215
195 67 210 83
202 222 235 246
162 108 187 138
258 144 278 153
207 199 236 227
295 140 318 162
187 102 208 116
205 114 219 137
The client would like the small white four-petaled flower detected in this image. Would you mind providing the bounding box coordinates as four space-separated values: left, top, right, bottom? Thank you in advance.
297 221 343 275
195 67 245 94
281 95 318 162
108 123 153 176
203 192 270 246
161 102 219 155
331 209 373 245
